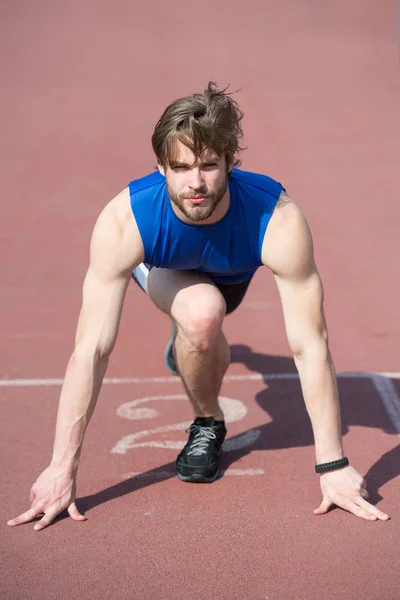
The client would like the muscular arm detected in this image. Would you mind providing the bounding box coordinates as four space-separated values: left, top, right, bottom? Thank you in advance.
263 193 342 463
8 187 144 529
262 191 389 521
52 188 144 472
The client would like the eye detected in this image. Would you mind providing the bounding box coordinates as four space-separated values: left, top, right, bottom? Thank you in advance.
172 166 188 172
203 162 218 169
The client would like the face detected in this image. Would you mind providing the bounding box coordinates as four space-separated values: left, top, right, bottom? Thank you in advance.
159 141 229 223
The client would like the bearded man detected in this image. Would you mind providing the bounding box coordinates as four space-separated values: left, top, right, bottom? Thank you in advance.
8 83 389 531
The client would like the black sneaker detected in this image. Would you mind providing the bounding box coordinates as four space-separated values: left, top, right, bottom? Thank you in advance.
176 417 227 483
164 322 178 375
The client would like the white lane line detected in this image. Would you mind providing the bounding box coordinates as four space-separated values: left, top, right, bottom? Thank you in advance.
0 378 65 386
371 374 400 435
1 372 399 437
2 372 399 444
1 371 399 387
122 468 264 480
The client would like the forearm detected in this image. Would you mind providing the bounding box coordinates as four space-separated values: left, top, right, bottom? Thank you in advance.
294 342 344 464
50 350 109 473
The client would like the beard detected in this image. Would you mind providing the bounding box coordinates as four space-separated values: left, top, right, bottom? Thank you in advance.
167 177 228 222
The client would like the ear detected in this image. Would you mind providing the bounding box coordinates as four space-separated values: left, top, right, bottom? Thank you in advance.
158 163 166 177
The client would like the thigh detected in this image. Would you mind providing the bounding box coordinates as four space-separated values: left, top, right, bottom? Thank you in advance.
146 267 227 323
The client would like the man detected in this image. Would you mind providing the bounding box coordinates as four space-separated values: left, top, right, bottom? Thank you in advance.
8 82 389 531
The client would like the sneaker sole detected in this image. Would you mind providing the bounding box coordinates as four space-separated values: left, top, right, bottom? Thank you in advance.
177 470 220 483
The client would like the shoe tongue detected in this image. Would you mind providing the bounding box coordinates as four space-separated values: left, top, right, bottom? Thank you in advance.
194 417 215 427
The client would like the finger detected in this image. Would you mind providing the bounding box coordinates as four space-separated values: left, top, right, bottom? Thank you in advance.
340 499 380 521
34 505 64 531
360 488 369 500
355 496 390 521
68 502 87 521
313 498 333 515
7 504 44 527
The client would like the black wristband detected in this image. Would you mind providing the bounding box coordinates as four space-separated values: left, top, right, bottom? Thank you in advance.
315 457 349 474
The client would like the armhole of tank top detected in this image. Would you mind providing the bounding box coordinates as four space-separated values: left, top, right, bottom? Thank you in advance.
257 191 281 264
128 185 151 264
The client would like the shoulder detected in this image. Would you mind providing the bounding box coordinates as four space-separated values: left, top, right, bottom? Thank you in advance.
90 187 144 277
94 187 133 239
230 168 283 198
261 190 315 278
128 170 165 199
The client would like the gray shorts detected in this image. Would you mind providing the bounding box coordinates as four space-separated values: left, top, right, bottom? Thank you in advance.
132 263 251 315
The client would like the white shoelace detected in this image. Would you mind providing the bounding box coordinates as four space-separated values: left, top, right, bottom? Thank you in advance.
186 424 217 457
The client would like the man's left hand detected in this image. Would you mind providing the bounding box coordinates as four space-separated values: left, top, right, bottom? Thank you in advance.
314 466 390 521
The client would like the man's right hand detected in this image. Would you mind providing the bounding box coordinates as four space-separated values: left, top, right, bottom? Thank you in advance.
7 466 86 531
7 189 141 533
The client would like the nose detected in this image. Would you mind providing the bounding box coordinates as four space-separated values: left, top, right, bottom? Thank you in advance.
188 168 205 191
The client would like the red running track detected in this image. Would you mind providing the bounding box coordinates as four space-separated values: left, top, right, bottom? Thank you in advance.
1 1 400 599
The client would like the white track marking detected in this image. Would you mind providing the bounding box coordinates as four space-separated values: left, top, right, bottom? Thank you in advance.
113 430 261 453
112 421 191 454
223 468 264 476
112 395 248 454
125 441 185 450
1 372 399 387
1 372 399 436
116 394 246 423
123 471 174 480
371 375 400 434
377 373 400 379
122 468 264 480
117 403 160 420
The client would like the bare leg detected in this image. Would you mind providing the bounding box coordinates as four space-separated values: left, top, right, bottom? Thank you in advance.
147 268 229 420
174 328 230 420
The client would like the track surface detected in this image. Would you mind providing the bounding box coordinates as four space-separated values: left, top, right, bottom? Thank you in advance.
1 2 399 599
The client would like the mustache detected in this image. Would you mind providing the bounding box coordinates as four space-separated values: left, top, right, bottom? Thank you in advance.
182 192 210 199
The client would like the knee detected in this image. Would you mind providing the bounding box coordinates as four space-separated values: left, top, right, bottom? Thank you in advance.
177 296 226 352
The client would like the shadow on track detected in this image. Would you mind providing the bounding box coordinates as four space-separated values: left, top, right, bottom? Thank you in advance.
224 344 399 506
74 344 399 518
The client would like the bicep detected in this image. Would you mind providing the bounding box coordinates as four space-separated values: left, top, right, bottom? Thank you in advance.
74 193 143 356
264 198 328 354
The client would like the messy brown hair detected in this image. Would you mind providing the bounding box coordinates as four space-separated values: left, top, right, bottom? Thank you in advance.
151 82 246 169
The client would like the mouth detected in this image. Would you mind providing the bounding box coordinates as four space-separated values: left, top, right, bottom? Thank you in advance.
185 196 208 205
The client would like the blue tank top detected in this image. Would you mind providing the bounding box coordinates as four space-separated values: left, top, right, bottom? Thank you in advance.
128 168 284 284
